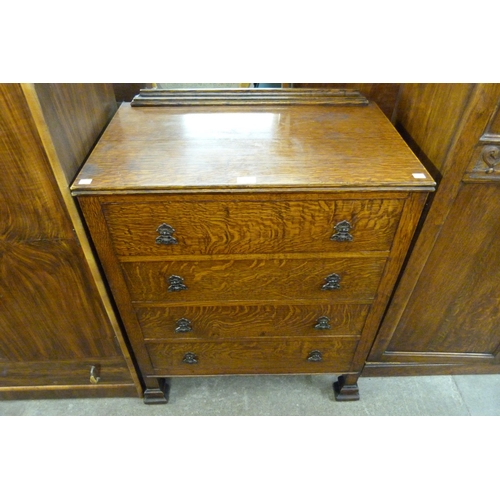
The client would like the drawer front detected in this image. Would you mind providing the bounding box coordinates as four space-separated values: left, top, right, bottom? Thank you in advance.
122 257 386 303
137 304 369 340
102 198 404 256
146 338 359 375
0 358 134 387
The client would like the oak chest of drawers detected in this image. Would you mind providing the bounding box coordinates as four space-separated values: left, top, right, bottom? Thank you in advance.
71 89 434 403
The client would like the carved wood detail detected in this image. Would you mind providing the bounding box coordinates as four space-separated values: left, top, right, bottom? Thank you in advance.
468 144 500 180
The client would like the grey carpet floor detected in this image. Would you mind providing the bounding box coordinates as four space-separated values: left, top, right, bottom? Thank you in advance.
1 373 499 416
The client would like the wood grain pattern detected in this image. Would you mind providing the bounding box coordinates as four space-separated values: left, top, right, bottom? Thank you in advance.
0 385 138 400
34 84 117 185
369 85 500 360
137 303 369 340
113 83 147 103
464 143 500 182
485 103 500 137
293 84 401 119
363 362 500 377
76 195 168 397
71 103 433 193
0 239 121 361
114 84 399 116
393 84 474 177
463 101 500 181
73 94 433 400
368 84 500 374
385 184 500 355
131 88 369 107
102 196 404 256
147 338 359 375
0 83 139 397
0 84 74 241
22 84 142 395
122 256 387 303
0 358 132 387
350 191 429 371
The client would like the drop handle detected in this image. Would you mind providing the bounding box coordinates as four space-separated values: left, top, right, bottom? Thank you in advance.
90 365 101 384
321 273 341 291
307 350 323 362
182 352 198 364
156 223 178 245
314 316 331 330
167 275 187 292
330 220 353 242
175 318 193 333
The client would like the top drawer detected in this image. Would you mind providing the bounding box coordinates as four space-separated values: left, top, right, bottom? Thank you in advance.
101 196 405 257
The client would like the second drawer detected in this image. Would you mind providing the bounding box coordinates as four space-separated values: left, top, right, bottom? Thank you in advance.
122 257 387 303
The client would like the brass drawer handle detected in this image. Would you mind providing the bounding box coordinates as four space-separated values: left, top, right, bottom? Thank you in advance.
175 318 193 333
322 273 341 291
156 223 178 245
168 275 187 292
307 350 323 362
182 352 198 364
482 145 500 174
90 365 101 384
330 220 353 242
314 316 331 330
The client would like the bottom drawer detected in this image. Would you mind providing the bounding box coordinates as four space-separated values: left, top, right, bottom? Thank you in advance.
146 338 358 375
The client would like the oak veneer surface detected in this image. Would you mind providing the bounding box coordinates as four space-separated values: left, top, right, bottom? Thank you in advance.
102 195 405 256
394 84 473 177
122 256 387 303
73 95 434 401
0 358 133 387
487 104 500 136
0 84 138 396
112 84 400 118
0 239 121 361
293 84 401 119
72 103 432 192
147 338 359 375
0 85 74 241
137 303 370 340
366 84 500 375
34 83 117 185
385 183 500 356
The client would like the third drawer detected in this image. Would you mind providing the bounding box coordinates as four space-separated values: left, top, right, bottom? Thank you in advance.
136 303 370 340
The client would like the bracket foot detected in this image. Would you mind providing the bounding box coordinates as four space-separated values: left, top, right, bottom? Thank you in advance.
333 375 360 401
143 378 170 404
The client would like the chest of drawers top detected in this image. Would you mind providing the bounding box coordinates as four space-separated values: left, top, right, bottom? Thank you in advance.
71 96 434 194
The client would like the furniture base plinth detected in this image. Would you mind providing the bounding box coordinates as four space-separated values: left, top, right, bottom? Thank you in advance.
143 378 170 404
333 374 360 401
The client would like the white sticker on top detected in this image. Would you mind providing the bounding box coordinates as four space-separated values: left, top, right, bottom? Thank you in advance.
237 176 257 184
412 173 426 179
78 178 93 185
